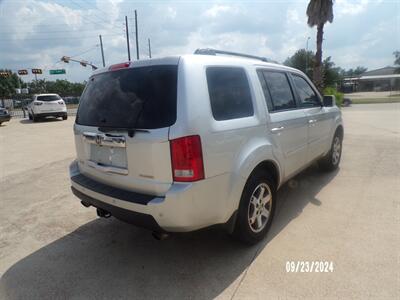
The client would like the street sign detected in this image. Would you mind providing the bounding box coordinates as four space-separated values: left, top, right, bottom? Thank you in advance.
49 69 66 75
32 68 42 74
18 70 28 75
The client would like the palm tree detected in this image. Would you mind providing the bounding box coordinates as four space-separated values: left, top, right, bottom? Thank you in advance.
306 0 334 92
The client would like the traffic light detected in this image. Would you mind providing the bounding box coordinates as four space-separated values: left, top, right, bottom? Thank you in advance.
61 56 70 63
0 71 11 77
18 70 28 75
31 68 42 74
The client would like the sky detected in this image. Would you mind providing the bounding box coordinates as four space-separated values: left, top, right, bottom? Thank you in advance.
0 0 399 82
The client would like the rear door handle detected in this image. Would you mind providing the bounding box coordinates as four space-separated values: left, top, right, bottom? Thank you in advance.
271 126 285 133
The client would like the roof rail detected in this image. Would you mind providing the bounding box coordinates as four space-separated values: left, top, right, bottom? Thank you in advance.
194 48 271 63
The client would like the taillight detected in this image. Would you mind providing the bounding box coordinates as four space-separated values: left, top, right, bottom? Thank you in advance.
109 62 131 71
170 135 205 182
58 101 64 105
34 101 43 106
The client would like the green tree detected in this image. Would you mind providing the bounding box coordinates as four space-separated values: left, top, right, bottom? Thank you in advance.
394 51 400 73
0 69 23 99
284 50 341 87
306 0 334 92
322 56 342 87
283 49 315 78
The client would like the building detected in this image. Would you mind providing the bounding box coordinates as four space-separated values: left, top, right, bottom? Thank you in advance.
341 66 400 93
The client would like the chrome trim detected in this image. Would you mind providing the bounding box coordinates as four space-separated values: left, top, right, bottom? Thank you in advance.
87 160 129 175
270 126 285 133
83 132 126 148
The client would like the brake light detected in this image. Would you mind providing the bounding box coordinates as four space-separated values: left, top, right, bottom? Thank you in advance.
34 101 43 106
109 62 131 71
170 135 205 182
58 101 64 105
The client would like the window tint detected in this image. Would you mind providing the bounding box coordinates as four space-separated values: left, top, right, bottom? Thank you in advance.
262 71 296 111
37 95 61 101
292 75 320 107
257 71 273 111
206 67 254 121
76 65 177 129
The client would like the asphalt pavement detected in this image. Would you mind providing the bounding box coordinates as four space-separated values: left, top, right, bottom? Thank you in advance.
0 104 399 299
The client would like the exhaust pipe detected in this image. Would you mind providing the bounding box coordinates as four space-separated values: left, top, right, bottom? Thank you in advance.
81 201 91 208
97 208 111 218
152 231 169 241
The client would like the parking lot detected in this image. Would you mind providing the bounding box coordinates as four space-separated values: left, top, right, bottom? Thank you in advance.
0 103 399 299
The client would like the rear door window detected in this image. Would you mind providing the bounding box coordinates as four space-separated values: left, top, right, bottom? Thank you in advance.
37 95 61 101
291 74 321 107
260 71 296 111
76 65 177 129
206 67 254 121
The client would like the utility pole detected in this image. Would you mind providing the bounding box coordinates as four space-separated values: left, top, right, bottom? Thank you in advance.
125 16 131 61
99 35 105 67
148 38 152 58
135 10 139 60
305 36 310 76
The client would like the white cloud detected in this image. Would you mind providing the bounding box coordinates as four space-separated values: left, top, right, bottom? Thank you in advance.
203 4 239 18
0 0 398 82
336 0 369 17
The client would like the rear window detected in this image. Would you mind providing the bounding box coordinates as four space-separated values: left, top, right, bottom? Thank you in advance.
76 65 177 129
37 95 61 101
206 67 254 121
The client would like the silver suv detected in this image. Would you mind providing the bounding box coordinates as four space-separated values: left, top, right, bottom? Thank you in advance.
70 49 343 244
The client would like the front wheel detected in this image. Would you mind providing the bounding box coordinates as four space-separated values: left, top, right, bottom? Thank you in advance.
319 132 343 171
62 115 67 120
232 171 276 245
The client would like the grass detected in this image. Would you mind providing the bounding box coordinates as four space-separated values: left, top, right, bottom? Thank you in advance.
350 97 400 104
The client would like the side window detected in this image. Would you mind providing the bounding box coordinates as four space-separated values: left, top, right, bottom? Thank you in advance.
206 67 254 121
257 71 273 112
262 71 296 111
292 74 321 107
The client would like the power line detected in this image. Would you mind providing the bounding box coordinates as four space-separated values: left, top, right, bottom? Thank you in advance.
70 45 100 58
0 33 122 41
0 28 122 34
70 0 110 25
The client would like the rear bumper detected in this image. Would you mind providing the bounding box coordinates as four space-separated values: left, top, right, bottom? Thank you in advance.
69 160 232 232
35 111 67 118
0 114 11 122
71 186 164 232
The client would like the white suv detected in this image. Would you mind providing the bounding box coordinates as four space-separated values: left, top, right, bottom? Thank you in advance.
70 49 343 244
27 93 67 122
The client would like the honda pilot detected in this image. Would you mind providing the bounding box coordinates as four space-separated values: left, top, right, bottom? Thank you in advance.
70 49 343 244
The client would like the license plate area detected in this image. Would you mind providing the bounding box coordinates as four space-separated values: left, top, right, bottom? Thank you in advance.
90 144 128 169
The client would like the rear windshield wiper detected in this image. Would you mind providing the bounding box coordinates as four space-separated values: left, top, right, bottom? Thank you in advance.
98 99 145 138
98 126 149 138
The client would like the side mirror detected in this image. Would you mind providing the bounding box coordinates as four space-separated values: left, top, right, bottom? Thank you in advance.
323 95 336 107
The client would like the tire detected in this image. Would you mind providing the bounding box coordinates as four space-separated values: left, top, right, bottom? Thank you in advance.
62 115 68 120
32 114 37 122
28 113 32 120
319 131 343 171
232 171 276 245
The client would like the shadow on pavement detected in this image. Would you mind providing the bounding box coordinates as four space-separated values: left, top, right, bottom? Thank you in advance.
19 117 64 124
0 165 338 300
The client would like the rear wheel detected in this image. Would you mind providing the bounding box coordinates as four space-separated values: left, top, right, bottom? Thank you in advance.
319 131 343 171
232 171 276 245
